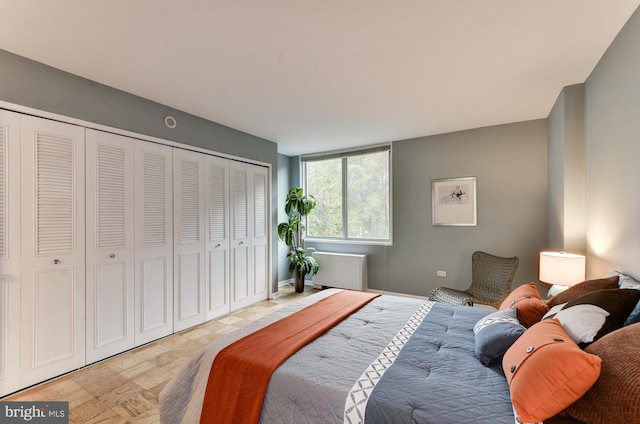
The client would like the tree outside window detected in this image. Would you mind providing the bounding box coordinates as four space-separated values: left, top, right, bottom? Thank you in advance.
303 146 390 242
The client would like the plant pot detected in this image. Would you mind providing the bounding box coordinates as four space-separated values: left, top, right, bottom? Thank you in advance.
294 269 306 293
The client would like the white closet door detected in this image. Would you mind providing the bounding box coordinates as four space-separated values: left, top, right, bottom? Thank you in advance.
230 162 270 310
251 166 269 303
205 156 230 320
0 110 21 397
135 141 173 345
20 116 85 387
173 149 206 331
85 130 135 363
230 162 252 311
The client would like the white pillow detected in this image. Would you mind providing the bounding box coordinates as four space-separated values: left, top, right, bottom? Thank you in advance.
553 304 610 344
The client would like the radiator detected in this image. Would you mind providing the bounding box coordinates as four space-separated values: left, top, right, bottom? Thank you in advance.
312 252 368 291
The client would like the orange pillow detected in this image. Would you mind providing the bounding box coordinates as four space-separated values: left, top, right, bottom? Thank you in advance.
499 283 548 327
502 319 602 423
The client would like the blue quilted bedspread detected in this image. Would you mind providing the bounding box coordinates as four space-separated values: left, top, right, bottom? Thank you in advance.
363 302 515 424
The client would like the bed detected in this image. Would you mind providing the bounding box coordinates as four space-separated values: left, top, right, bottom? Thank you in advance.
160 274 640 424
160 289 514 424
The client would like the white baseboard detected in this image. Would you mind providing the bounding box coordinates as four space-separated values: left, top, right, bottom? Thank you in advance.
278 278 294 287
278 278 314 287
272 278 315 299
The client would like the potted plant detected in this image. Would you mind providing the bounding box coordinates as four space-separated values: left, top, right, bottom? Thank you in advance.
278 187 319 292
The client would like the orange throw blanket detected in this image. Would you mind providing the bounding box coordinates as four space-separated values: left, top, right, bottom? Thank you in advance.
199 290 380 424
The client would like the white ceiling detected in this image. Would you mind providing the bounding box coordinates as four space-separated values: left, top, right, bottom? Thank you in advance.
1 1 638 156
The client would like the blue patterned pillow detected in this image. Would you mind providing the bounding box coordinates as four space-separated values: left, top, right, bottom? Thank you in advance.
474 307 526 366
624 300 640 326
613 271 640 326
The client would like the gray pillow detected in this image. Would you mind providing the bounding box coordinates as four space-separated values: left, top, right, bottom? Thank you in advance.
474 307 526 366
612 270 640 289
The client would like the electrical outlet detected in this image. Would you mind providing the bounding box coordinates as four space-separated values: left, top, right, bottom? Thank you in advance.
437 270 447 277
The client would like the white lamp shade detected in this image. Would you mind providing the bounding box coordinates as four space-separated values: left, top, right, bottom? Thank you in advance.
539 252 586 287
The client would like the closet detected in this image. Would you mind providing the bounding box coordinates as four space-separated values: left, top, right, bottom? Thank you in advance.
230 161 269 310
0 109 270 396
172 153 270 330
205 156 230 320
134 141 174 346
85 130 177 363
19 115 87 388
85 129 135 364
173 149 206 332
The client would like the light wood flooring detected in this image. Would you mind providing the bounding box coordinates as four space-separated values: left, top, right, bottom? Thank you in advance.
2 284 316 423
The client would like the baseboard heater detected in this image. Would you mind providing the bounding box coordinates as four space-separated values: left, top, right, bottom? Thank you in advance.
312 252 368 291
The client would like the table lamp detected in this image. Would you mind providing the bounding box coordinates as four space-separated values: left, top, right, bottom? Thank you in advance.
539 251 586 298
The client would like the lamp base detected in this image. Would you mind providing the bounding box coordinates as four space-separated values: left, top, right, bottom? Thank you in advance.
546 284 569 299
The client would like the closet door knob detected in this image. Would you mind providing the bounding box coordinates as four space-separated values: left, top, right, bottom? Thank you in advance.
110 254 116 259
53 259 61 265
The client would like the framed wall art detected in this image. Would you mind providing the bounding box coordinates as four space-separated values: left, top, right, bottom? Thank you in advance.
432 176 477 226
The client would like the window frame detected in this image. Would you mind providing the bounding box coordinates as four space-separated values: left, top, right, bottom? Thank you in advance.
301 144 393 246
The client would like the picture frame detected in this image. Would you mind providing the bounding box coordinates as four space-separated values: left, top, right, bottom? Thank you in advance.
432 176 477 226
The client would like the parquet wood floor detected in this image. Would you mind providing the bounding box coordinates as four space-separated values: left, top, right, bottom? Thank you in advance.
3 284 316 423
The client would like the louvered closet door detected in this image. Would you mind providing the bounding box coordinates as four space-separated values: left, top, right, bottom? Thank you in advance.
230 162 253 311
20 116 85 387
85 130 135 364
135 141 173 346
173 149 206 332
0 110 21 397
251 166 269 303
205 156 230 320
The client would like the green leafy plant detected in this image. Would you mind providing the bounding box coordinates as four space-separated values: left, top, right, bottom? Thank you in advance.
278 187 319 292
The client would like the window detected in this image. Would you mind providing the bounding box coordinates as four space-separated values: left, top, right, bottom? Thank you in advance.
302 145 391 243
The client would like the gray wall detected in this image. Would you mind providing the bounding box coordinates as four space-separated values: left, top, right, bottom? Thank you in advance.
0 49 282 293
547 84 586 254
307 119 548 297
277 154 292 282
583 6 640 279
276 155 303 283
